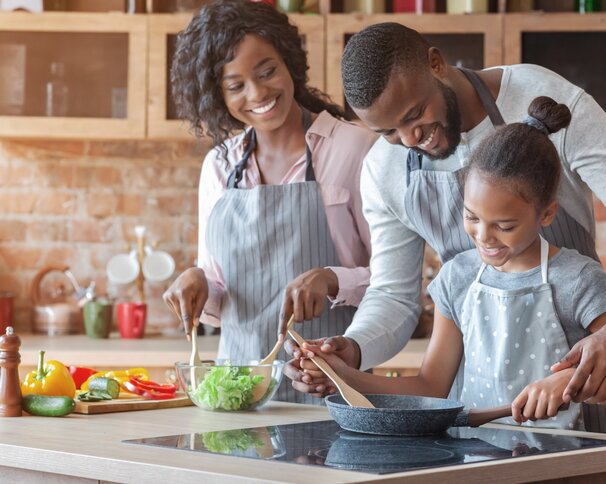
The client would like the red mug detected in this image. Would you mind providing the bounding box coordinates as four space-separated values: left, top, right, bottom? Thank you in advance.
117 302 146 339
0 292 14 335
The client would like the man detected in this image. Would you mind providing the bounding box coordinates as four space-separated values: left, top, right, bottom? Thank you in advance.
283 22 606 406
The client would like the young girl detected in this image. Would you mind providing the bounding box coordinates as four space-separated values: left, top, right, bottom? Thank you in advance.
304 96 606 429
162 0 377 403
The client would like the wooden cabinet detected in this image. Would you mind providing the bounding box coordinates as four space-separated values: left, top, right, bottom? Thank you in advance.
325 13 503 107
147 13 325 139
504 12 606 110
0 12 147 139
1 11 604 139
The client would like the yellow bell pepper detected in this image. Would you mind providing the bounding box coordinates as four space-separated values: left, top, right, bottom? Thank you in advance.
80 368 149 395
21 350 76 398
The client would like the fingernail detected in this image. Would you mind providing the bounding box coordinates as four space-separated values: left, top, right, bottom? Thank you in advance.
294 351 301 359
306 351 315 358
316 386 325 393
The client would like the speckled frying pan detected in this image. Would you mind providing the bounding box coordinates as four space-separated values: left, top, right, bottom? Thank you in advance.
325 394 512 436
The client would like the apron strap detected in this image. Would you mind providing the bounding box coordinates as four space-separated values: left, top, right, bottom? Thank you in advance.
406 68 504 186
474 262 487 282
458 68 505 127
540 235 549 284
227 108 315 189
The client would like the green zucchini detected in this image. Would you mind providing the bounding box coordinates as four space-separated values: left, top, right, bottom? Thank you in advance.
88 377 120 399
22 394 75 417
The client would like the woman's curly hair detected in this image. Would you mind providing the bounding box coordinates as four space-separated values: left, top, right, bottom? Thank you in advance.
171 0 345 156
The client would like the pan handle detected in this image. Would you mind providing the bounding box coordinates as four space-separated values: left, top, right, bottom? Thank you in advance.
454 404 512 427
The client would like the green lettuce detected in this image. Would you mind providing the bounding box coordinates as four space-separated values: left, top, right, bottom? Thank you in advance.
190 366 264 411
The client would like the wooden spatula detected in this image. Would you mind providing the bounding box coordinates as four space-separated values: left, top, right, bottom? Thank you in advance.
189 326 200 390
259 314 295 365
288 328 374 409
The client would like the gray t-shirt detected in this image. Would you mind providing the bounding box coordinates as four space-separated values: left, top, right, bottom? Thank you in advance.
428 247 606 348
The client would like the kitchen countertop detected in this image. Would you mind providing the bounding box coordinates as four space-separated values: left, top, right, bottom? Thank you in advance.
18 333 429 370
2 403 606 483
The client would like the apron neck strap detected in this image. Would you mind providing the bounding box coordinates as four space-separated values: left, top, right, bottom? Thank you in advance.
540 235 549 284
227 107 314 189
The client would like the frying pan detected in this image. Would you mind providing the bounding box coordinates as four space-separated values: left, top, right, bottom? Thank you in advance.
325 394 512 436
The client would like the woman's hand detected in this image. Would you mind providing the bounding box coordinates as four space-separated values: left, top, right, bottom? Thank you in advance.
162 267 208 339
512 369 574 424
277 268 338 338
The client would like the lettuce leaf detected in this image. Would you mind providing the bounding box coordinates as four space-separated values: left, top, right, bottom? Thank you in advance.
190 365 264 411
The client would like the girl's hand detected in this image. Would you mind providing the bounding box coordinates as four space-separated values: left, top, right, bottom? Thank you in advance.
512 369 575 423
162 267 208 339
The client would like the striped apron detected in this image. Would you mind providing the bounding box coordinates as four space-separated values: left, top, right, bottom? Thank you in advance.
404 68 603 430
205 110 356 404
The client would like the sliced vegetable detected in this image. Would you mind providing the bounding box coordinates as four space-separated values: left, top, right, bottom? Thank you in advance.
21 351 76 398
77 391 113 402
80 368 149 394
128 376 177 394
22 394 75 417
88 377 120 399
69 366 97 390
123 381 176 400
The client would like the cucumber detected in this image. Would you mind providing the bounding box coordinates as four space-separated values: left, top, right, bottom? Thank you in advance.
88 377 120 399
22 394 75 417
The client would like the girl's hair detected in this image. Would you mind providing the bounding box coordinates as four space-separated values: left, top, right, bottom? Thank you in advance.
171 0 346 154
465 96 571 211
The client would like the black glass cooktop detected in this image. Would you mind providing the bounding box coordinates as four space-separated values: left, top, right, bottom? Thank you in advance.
124 420 606 475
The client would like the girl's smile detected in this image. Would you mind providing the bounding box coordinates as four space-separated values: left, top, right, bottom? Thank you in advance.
463 170 557 272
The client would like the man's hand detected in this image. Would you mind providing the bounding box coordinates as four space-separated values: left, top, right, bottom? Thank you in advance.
162 267 208 339
277 268 339 339
283 335 361 397
512 369 574 424
551 328 606 404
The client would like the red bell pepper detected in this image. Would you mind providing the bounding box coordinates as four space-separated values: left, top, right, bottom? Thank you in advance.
123 380 176 400
129 376 177 394
69 366 98 390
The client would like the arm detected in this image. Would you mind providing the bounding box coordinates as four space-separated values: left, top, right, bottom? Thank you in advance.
305 308 463 398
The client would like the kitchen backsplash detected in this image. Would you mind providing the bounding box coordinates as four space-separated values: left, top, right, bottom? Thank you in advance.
0 138 210 335
1 138 606 335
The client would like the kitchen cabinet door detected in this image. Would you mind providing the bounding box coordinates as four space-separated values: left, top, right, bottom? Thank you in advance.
0 12 147 139
325 13 503 112
504 12 606 111
147 13 325 140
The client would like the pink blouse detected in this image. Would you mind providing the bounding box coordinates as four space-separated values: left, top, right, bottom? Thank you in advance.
197 111 378 326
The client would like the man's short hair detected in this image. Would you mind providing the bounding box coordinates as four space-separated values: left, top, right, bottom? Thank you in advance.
342 23 430 109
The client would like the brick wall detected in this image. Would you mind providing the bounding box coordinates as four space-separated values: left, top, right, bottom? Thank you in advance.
0 138 210 335
1 138 605 336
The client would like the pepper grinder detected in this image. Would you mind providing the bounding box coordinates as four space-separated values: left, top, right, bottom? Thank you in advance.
0 327 22 417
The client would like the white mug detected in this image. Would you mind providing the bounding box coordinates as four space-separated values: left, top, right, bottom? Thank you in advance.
142 250 175 283
106 251 139 285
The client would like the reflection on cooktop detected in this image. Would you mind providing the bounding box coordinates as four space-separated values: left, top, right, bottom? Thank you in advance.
124 420 606 475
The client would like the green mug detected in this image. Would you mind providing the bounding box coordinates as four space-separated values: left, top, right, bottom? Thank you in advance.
83 300 113 339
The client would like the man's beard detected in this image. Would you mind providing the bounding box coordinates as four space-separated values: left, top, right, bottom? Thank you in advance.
413 80 462 161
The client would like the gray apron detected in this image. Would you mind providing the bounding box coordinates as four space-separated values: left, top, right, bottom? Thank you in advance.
404 68 603 430
205 110 356 404
460 236 582 430
404 67 598 263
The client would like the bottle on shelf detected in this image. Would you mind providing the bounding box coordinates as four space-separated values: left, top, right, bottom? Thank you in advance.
393 0 437 12
447 0 488 12
0 327 22 417
344 0 386 13
45 61 68 117
575 0 600 12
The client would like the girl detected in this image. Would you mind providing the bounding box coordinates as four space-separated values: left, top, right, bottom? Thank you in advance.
162 0 377 403
304 96 606 429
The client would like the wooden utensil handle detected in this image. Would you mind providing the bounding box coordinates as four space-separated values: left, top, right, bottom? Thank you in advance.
463 404 513 427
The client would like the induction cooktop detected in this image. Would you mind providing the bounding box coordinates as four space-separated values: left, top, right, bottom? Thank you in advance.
125 419 606 475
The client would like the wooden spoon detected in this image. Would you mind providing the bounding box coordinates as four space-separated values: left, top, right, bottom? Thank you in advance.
288 328 374 409
259 314 295 365
189 326 200 390
250 315 296 403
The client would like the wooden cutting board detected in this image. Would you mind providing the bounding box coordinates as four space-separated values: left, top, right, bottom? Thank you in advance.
74 392 193 414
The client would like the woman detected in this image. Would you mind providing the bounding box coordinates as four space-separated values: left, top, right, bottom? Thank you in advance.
163 0 377 403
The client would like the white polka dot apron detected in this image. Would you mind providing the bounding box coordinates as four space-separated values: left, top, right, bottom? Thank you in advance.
459 236 582 430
